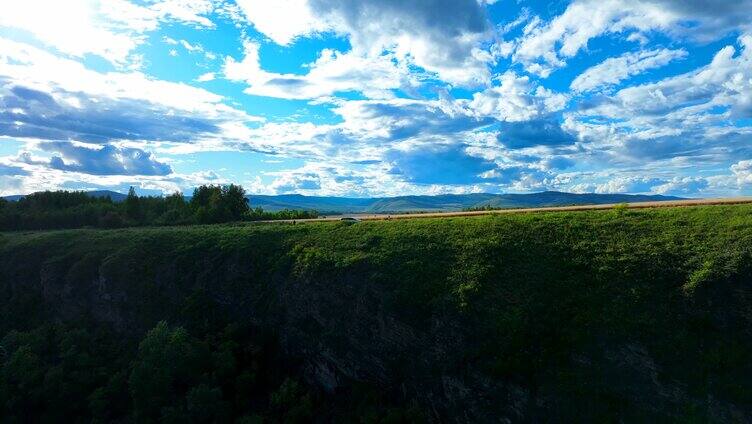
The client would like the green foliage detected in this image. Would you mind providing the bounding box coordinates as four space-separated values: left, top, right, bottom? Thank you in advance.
186 384 230 423
0 324 129 422
247 207 319 221
1 204 752 421
612 202 629 216
125 186 143 222
129 322 203 420
0 190 118 230
463 203 504 212
269 378 314 423
190 184 249 224
0 319 318 423
0 185 317 231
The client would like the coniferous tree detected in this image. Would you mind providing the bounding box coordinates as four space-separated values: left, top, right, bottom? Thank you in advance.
125 187 142 223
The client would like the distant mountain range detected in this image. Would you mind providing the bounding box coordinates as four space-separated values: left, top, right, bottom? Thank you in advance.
249 192 682 213
2 190 683 213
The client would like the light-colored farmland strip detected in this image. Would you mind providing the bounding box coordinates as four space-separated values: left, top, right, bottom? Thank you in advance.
257 197 752 224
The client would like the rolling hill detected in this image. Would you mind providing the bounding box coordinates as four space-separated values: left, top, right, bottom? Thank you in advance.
248 191 682 212
3 190 682 213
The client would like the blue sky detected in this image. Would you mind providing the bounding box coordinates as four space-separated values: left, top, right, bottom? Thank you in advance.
0 0 751 197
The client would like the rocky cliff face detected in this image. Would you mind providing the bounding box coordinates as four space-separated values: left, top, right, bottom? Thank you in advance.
2 209 752 422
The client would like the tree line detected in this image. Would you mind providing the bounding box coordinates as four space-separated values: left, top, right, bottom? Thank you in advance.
0 185 319 231
0 319 322 423
1 306 424 422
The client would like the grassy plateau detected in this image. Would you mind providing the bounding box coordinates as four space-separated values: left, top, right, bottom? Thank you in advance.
1 204 751 422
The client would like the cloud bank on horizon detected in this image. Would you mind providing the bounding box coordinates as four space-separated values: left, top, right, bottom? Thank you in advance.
0 0 751 197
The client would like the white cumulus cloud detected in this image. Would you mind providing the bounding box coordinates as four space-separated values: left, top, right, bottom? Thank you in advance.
469 72 569 122
0 0 217 67
223 40 416 99
571 48 688 92
513 0 752 77
233 0 496 86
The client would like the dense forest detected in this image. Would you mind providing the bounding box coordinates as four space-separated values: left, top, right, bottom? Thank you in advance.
0 185 318 231
1 204 751 422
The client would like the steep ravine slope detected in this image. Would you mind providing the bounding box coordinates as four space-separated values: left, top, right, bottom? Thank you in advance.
1 205 751 422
